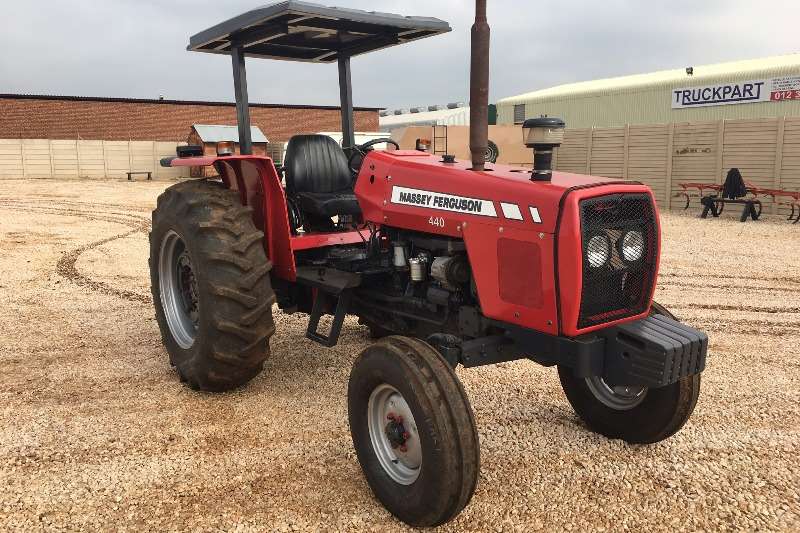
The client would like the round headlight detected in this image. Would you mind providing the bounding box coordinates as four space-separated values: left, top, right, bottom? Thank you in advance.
621 230 645 262
586 235 611 268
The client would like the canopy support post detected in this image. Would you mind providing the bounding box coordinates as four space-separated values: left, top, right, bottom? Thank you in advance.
338 55 355 149
231 44 253 155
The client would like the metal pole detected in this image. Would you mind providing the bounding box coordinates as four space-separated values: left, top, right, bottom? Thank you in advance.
338 55 356 149
231 44 253 155
469 0 490 171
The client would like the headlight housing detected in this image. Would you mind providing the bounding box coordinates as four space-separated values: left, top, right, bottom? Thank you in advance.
620 230 645 262
586 234 611 268
576 193 658 332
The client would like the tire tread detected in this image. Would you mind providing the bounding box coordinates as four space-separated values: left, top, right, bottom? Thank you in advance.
349 336 480 527
150 179 276 392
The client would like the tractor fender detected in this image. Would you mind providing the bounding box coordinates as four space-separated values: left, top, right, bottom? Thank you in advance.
165 155 296 281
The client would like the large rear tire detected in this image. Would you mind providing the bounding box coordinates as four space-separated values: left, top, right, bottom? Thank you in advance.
149 180 276 392
558 301 700 443
348 336 480 527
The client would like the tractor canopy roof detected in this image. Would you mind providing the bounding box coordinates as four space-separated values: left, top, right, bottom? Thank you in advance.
188 0 452 63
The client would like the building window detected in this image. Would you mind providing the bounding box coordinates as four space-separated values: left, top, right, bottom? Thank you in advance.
513 104 526 124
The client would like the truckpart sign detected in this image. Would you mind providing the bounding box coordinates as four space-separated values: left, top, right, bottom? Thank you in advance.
672 76 800 108
390 186 498 217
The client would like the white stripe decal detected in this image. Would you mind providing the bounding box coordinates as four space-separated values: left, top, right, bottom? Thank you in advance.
500 202 523 221
529 206 542 224
390 186 498 217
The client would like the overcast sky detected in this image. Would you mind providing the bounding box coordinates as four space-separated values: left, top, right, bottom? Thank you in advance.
2 0 799 109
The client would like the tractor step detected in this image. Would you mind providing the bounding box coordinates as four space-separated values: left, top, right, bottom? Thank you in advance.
296 267 361 347
306 290 353 347
295 266 361 294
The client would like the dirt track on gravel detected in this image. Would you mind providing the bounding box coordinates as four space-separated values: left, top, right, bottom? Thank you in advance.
0 178 798 532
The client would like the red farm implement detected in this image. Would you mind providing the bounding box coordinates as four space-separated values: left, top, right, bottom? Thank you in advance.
679 181 800 223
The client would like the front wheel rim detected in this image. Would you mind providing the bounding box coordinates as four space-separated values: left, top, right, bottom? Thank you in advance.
367 384 422 485
585 376 647 411
159 230 199 349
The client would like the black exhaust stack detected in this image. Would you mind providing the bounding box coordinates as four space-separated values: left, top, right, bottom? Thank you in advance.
469 0 490 171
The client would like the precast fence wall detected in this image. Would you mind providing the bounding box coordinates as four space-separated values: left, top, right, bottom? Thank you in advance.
0 139 189 180
2 117 800 214
553 116 800 213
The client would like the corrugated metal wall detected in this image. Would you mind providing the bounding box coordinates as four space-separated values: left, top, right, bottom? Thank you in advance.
554 117 800 213
0 139 189 179
499 93 800 129
497 62 800 128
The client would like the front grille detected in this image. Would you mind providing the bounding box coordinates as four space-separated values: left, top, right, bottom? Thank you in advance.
578 194 657 329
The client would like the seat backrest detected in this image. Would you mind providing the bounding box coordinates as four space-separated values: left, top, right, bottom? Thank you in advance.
284 135 353 196
722 168 747 199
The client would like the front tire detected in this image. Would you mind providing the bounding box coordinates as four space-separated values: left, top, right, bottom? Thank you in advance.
558 302 700 444
348 336 479 527
149 180 276 392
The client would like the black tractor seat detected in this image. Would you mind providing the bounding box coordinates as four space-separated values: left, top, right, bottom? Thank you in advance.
295 190 362 217
284 134 361 219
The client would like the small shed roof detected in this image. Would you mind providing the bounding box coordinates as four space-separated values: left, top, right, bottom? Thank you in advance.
192 124 269 143
379 106 470 130
188 0 451 63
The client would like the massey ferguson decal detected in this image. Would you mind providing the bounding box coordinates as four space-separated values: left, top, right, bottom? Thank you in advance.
390 186 498 217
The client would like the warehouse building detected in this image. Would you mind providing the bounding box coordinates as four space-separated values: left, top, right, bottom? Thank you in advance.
497 54 800 128
0 94 379 143
379 103 501 132
379 104 470 132
0 94 379 180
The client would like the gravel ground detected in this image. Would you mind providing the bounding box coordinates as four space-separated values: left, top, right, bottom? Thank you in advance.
0 178 798 532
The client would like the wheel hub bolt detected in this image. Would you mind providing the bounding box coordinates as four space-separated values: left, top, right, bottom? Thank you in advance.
384 413 410 450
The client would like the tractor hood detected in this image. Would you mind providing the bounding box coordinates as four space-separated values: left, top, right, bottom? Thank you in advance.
356 150 645 235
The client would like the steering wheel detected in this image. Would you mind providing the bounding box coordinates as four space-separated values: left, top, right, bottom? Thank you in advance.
348 138 400 174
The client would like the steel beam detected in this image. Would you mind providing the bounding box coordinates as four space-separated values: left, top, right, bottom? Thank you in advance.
338 55 355 149
231 44 253 155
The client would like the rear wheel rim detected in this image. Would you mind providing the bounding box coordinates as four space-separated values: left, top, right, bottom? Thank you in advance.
367 384 422 485
585 376 647 411
159 230 199 349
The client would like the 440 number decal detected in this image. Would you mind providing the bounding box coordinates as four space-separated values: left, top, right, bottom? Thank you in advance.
428 216 445 228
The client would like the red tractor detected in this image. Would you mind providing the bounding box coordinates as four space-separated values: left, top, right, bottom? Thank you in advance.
150 1 707 527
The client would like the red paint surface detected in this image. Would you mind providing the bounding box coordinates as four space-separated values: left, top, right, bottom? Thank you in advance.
354 151 654 335
170 155 297 280
291 231 367 250
175 151 662 336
